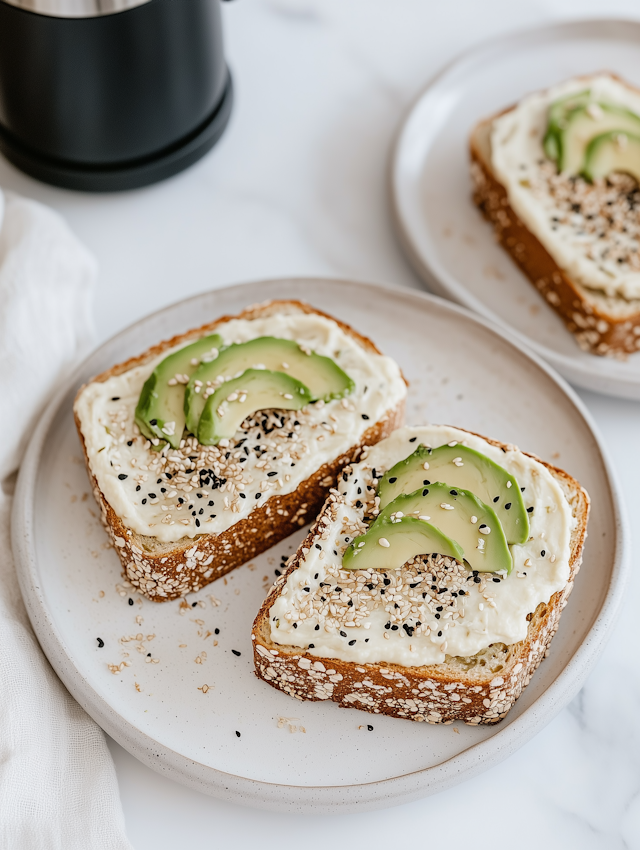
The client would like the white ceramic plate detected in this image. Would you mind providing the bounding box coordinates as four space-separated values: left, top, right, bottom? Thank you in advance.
13 278 628 812
392 18 640 400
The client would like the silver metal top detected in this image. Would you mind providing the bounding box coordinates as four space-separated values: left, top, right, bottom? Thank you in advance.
0 0 152 18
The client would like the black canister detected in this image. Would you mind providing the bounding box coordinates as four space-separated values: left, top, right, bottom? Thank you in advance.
0 0 233 191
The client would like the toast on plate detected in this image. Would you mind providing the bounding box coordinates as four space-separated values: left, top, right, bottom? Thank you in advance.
471 72 640 357
74 300 407 601
252 425 589 725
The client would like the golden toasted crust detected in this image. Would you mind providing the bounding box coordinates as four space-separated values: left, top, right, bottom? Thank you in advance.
74 300 407 602
251 428 590 725
470 106 640 358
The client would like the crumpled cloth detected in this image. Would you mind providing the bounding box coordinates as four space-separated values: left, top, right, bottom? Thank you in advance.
0 190 132 850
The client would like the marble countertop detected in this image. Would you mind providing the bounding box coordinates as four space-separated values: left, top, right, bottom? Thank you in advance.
3 0 640 846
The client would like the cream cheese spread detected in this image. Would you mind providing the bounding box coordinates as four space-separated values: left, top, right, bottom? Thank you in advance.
269 425 574 666
491 74 640 299
75 312 406 544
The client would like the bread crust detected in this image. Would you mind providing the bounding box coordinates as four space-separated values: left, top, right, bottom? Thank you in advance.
74 300 407 602
470 103 640 358
251 429 589 726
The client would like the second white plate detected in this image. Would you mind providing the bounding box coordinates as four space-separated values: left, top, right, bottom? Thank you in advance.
392 18 640 400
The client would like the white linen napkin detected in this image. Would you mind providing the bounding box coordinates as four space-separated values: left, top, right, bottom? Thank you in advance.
0 190 132 850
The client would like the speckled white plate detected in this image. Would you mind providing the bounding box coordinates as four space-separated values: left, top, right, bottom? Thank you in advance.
12 278 628 812
392 18 640 400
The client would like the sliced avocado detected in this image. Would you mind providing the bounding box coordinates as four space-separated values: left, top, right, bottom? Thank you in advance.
377 443 529 545
342 517 464 571
197 368 313 446
583 130 640 182
372 482 512 573
543 89 591 163
558 102 640 174
135 333 223 449
185 337 354 436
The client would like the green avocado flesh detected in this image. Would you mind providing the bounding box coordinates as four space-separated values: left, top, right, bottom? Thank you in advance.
583 130 640 183
134 333 223 449
342 517 464 571
197 369 313 446
185 337 354 436
372 483 512 573
558 103 640 175
377 443 529 545
543 89 591 162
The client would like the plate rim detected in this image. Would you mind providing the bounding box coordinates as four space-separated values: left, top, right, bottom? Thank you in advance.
12 276 631 812
391 16 640 401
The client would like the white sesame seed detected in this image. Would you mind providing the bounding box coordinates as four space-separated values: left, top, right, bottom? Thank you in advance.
423 461 429 470
470 516 478 523
378 538 390 548
479 526 491 534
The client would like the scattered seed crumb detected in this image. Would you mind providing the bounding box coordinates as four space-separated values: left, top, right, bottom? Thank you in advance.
99 590 105 598
208 594 221 607
135 682 142 693
179 644 187 648
198 684 211 694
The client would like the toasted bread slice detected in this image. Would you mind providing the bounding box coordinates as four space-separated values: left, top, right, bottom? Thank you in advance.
252 427 589 725
74 300 406 602
471 98 640 358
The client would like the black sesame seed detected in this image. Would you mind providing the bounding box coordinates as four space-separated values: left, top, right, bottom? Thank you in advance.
493 496 499 503
541 550 546 557
111 396 120 401
450 489 458 496
232 650 241 656
459 590 466 595
199 508 204 515
315 624 320 631
473 576 481 583
208 501 214 507
309 644 315 649
505 503 511 510
355 500 363 508
97 637 104 648
367 724 374 730
335 587 342 592
492 578 501 583
527 507 534 513
423 480 430 486
315 544 321 550
409 437 417 443
192 602 197 608
340 631 347 638
479 524 486 530
292 623 297 629
215 628 220 635
235 731 241 738
267 471 277 477
136 485 141 492
361 414 370 420
437 631 442 637
118 473 128 480
521 487 525 492
141 498 147 504
195 519 200 527
148 493 156 499
239 493 246 499
127 441 133 447
149 419 157 426
435 613 441 620
348 639 356 646
391 624 398 631
303 587 310 592
128 598 133 606
255 493 261 499
389 477 397 483
422 488 429 496
342 473 348 482
209 514 216 519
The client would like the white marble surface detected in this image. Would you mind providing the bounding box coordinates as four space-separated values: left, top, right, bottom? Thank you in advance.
3 0 640 846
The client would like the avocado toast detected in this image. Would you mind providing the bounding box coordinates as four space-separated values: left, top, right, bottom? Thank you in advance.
252 425 589 725
74 300 407 601
471 72 640 357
